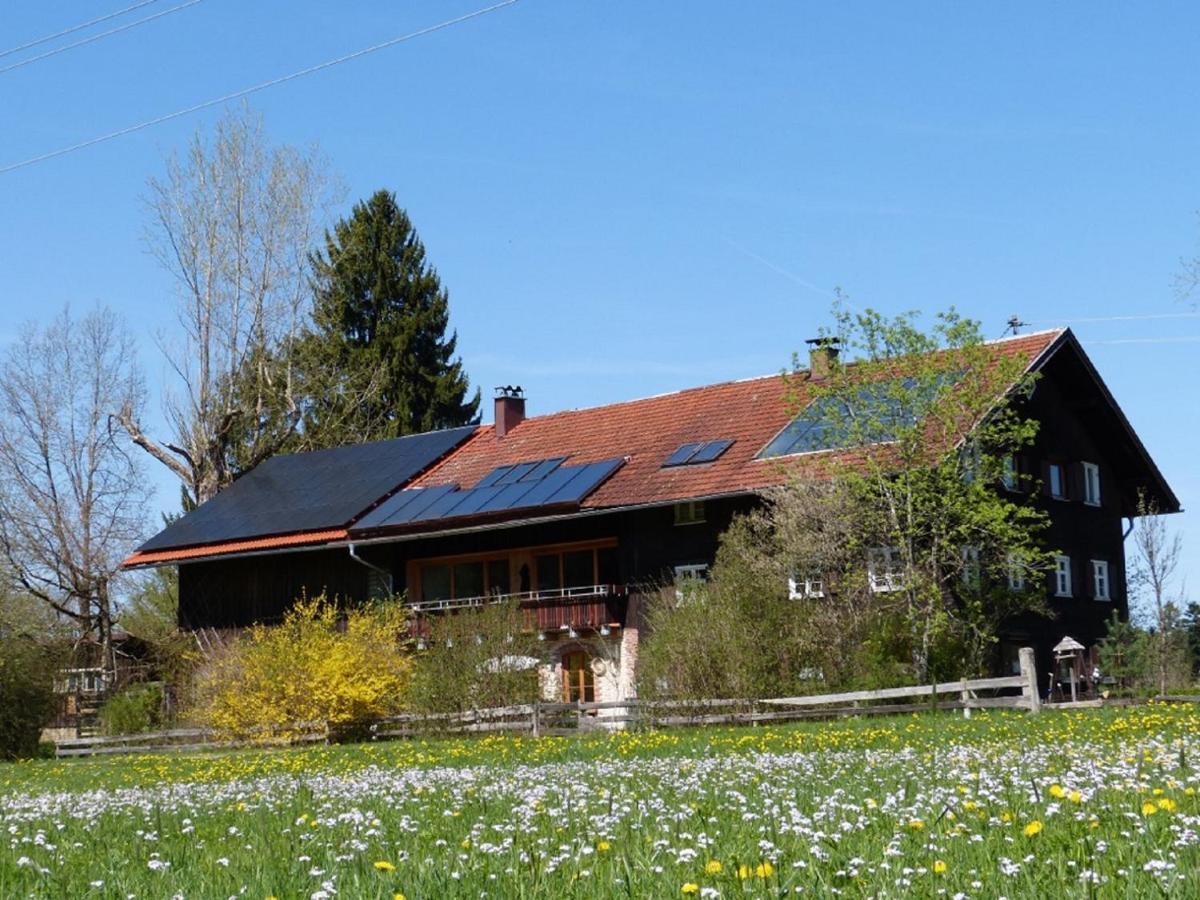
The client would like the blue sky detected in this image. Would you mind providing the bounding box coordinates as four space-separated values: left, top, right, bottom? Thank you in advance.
1 1 1196 604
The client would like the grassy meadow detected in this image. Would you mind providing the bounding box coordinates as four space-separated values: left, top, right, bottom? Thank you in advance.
4 705 1200 897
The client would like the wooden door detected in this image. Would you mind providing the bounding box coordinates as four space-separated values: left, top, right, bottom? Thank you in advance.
561 650 595 703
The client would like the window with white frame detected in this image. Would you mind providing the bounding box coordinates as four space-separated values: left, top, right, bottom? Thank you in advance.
1048 463 1066 500
673 500 706 526
1082 462 1101 506
674 564 709 601
1006 553 1026 591
1001 455 1019 491
867 546 904 592
788 573 825 599
1092 559 1110 601
1054 555 1073 597
961 546 981 588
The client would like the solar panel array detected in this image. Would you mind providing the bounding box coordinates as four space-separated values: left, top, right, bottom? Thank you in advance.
138 426 477 551
351 457 625 532
662 439 734 468
759 373 963 458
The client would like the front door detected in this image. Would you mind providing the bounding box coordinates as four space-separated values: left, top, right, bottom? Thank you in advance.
561 650 595 703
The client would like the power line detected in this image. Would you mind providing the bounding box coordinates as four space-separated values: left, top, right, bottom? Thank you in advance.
0 0 163 60
0 0 521 176
0 0 203 76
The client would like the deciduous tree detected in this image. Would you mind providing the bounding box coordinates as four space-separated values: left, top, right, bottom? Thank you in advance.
0 306 149 668
116 106 335 505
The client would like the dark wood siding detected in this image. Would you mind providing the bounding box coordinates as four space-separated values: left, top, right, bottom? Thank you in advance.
178 549 368 629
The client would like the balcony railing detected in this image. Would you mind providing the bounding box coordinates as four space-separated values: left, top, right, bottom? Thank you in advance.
407 583 627 614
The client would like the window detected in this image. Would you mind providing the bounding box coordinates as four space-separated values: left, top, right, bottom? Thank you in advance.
535 554 562 593
788 573 824 599
1001 455 1019 491
674 564 709 601
1006 554 1026 591
1092 559 1110 601
867 547 904 592
366 568 393 600
421 564 452 603
1082 462 1101 506
961 546 981 588
1048 463 1066 500
1054 555 1073 597
674 500 706 525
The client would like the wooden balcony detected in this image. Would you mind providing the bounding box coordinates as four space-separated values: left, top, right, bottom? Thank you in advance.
408 584 627 635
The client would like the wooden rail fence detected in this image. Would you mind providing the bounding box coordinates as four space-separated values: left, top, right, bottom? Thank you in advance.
53 647 1042 758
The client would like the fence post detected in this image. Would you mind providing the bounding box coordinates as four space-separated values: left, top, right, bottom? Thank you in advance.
531 700 540 738
1019 647 1041 714
960 680 971 719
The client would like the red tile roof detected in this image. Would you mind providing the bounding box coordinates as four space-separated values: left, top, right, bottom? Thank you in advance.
412 330 1064 511
123 329 1063 565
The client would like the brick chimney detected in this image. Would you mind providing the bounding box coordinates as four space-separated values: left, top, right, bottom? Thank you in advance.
493 386 526 437
805 337 841 380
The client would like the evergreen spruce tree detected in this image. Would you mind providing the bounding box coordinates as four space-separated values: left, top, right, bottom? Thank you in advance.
299 191 480 447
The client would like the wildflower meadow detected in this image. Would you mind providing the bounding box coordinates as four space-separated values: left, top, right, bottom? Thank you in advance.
4 705 1200 898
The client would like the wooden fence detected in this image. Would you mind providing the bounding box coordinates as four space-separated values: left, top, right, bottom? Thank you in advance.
53 648 1041 758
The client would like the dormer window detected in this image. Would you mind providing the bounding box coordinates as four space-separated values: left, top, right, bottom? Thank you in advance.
1082 462 1101 506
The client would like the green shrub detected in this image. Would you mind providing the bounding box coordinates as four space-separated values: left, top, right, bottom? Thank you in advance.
406 599 543 716
100 683 164 735
0 636 59 759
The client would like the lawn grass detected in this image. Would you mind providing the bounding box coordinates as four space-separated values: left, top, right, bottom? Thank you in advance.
4 704 1200 897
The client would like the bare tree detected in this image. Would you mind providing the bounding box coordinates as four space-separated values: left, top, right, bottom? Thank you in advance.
115 106 334 505
1132 492 1185 694
0 307 150 670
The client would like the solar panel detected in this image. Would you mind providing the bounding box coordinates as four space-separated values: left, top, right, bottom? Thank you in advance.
758 372 963 458
138 426 477 551
690 439 734 464
349 456 626 533
475 465 515 488
354 483 459 529
663 442 704 467
663 439 733 467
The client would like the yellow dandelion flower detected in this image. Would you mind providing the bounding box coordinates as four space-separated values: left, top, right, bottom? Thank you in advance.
1142 801 1159 816
597 840 611 852
1049 784 1065 799
933 860 948 874
1023 820 1043 837
682 883 699 894
705 860 723 874
756 861 775 878
738 864 752 879
1186 787 1196 797
394 895 406 900
908 819 925 830
374 860 397 872
1069 790 1083 804
1157 798 1177 812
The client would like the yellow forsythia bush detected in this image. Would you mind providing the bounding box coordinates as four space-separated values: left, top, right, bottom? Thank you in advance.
196 595 410 742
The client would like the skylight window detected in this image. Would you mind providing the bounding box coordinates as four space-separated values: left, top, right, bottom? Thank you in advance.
662 439 734 468
758 372 962 459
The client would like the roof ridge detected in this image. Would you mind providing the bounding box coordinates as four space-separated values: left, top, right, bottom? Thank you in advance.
503 329 1065 430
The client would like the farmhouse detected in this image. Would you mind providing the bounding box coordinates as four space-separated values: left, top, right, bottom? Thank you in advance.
125 329 1178 700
